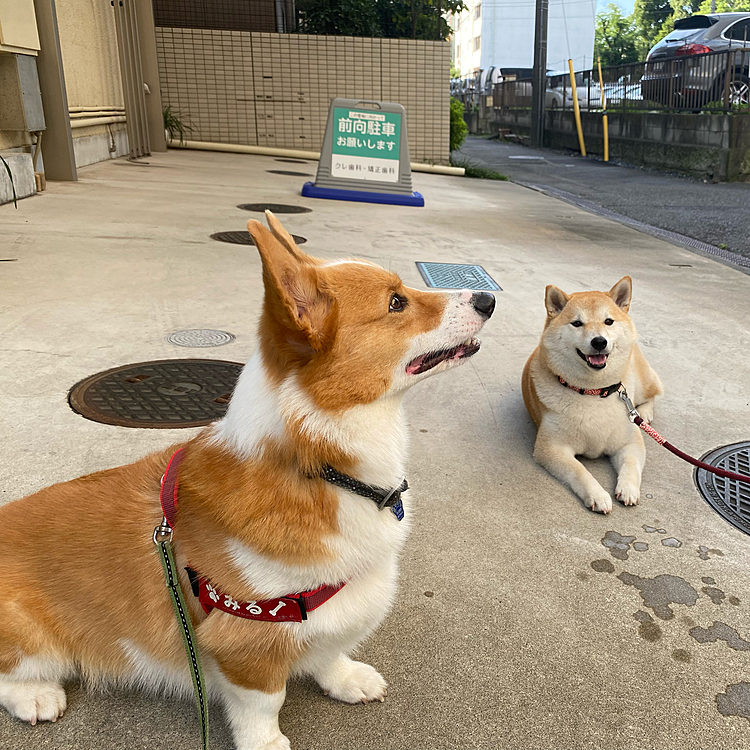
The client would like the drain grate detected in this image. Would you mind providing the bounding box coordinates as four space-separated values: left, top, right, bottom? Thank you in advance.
211 231 307 245
695 442 750 536
166 329 235 348
237 203 312 214
68 359 243 428
416 262 502 291
266 170 313 177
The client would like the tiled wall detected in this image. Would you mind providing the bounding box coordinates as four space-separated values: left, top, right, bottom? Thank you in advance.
155 29 450 164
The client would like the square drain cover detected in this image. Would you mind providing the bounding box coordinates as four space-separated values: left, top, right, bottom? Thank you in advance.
416 262 501 291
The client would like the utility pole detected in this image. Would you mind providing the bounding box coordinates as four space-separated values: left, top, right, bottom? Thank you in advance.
530 0 549 147
710 0 716 12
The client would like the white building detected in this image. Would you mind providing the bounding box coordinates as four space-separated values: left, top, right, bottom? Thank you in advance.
450 0 596 78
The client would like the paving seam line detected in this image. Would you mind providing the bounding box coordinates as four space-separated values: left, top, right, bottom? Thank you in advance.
518 182 750 274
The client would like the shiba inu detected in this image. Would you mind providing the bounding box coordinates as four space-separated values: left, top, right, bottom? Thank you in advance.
522 276 662 514
0 212 494 750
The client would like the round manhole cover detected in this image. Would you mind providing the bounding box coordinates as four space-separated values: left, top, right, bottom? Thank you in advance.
695 442 750 536
211 231 307 245
275 158 308 164
166 329 236 348
68 359 243 428
237 203 312 214
266 170 313 177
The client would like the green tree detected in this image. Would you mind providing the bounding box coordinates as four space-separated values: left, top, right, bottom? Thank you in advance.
696 0 750 11
633 0 673 55
296 0 466 40
595 4 640 66
297 0 381 36
449 96 467 152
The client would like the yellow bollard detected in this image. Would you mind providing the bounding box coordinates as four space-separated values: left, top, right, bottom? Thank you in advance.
597 58 609 162
568 59 586 157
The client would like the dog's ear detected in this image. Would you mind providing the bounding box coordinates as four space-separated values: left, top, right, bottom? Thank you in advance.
545 285 569 317
264 210 317 265
608 276 632 312
248 219 335 352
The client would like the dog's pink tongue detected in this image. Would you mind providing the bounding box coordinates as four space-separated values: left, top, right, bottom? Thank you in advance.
587 354 607 366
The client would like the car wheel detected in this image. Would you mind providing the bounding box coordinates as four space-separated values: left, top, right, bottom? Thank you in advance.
728 73 750 107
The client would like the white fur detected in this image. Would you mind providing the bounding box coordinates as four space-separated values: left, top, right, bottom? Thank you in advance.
0 656 73 725
221 681 289 750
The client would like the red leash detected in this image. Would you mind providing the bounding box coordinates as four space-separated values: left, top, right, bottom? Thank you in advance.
618 388 750 484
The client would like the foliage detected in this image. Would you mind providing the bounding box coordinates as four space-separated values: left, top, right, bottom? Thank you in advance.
297 0 466 40
449 96 468 152
297 0 381 36
450 155 509 180
0 155 17 209
595 4 641 66
696 0 750 11
163 106 193 144
633 0 674 56
450 62 461 78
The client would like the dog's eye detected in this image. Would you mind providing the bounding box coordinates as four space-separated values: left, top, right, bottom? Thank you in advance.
604 318 614 326
570 320 583 327
389 294 407 313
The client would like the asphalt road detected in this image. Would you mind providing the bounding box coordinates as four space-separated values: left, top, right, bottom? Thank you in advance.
457 136 750 260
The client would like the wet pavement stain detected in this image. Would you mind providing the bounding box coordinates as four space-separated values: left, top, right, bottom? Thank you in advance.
643 525 667 534
698 545 724 561
672 648 691 663
633 610 662 641
690 622 750 651
702 586 726 605
716 682 750 721
591 559 615 573
602 531 636 560
576 571 590 581
730 596 741 606
661 537 682 548
618 572 699 620
633 542 649 552
702 577 716 585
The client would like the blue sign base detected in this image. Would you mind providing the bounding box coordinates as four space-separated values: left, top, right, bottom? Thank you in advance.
301 182 424 207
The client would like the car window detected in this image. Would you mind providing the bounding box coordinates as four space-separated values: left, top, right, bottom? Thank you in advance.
674 15 715 30
725 19 750 41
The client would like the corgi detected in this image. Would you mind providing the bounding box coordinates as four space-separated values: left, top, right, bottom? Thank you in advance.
522 277 662 514
0 212 494 750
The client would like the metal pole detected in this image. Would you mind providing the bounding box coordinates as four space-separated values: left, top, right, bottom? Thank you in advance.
568 58 586 156
530 0 548 147
597 57 608 162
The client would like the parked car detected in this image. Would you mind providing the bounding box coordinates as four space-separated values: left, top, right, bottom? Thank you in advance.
641 12 750 108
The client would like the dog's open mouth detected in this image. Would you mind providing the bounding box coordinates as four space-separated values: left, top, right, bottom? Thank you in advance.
577 349 608 370
406 338 481 375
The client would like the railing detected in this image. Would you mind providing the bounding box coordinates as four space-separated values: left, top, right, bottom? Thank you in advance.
455 48 749 114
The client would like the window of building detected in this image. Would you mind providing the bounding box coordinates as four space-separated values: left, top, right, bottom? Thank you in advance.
474 4 481 20
474 35 481 51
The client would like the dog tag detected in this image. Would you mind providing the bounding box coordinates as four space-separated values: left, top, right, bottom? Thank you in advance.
391 498 404 521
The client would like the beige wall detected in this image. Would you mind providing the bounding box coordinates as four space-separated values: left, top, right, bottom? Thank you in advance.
56 0 124 110
156 29 450 164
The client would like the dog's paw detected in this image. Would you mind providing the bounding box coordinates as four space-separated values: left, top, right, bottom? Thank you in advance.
637 401 655 424
0 681 66 725
585 488 613 514
258 734 291 750
320 659 387 704
616 482 640 507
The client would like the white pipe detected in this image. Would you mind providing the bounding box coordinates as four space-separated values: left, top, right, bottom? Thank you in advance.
168 139 466 176
70 116 127 129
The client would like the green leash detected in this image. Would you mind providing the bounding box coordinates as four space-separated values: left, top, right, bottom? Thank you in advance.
155 523 210 750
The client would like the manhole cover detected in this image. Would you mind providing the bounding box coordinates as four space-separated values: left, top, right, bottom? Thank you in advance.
416 262 502 291
68 359 243 428
275 158 308 164
211 231 307 245
237 203 312 214
266 170 313 177
166 329 235 348
695 442 750 536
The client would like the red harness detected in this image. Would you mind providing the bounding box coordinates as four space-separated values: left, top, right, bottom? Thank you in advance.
159 448 345 623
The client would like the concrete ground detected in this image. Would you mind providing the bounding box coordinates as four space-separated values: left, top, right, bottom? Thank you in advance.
457 135 750 260
1 149 750 750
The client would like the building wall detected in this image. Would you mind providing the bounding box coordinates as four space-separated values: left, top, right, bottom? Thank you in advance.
450 0 596 78
155 29 450 164
56 0 129 166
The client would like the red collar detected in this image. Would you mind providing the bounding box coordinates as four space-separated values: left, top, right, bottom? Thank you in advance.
160 448 346 623
558 376 622 398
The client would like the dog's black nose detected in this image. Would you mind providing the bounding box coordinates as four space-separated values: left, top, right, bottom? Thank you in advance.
471 292 495 319
591 336 608 351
